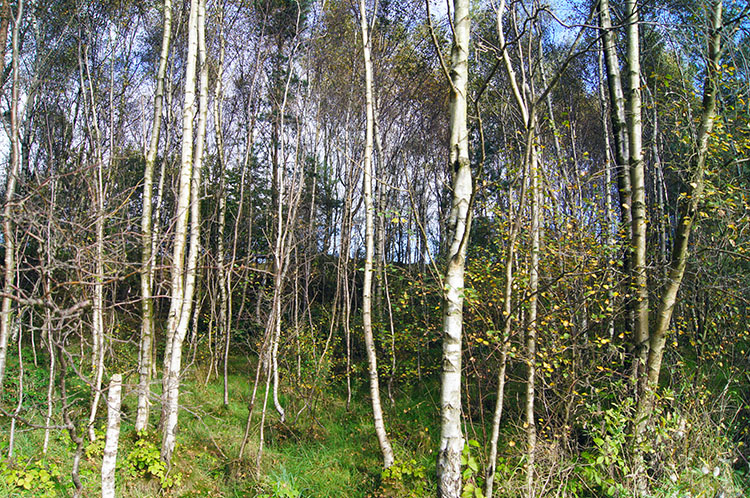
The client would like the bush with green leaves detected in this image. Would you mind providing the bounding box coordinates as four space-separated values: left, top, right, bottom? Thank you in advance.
125 432 182 489
461 440 485 498
0 458 63 498
379 458 428 497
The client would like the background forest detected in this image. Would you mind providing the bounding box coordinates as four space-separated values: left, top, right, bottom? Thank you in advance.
0 0 748 497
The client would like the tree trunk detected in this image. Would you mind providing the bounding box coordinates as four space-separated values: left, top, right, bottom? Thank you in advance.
358 0 395 469
136 0 172 433
101 374 122 498
161 0 206 463
525 140 540 498
598 0 632 234
625 0 649 390
437 0 471 495
213 8 230 406
0 0 23 396
598 40 617 340
633 2 723 493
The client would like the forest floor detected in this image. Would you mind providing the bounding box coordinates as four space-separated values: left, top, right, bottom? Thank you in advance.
0 349 748 497
0 351 443 497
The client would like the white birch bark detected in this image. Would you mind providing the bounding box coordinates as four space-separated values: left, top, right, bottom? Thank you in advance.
626 0 649 388
101 374 122 498
598 0 632 233
79 30 108 443
137 0 173 433
268 6 303 425
633 2 723 493
0 0 23 396
437 0 471 495
358 0 394 469
161 0 204 463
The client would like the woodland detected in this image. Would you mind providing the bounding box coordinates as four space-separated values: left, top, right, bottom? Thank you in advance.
0 0 748 497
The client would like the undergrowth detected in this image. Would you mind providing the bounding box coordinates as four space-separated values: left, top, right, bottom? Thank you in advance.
0 348 747 497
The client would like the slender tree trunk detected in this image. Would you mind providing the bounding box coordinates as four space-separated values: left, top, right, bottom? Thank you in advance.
358 0 394 469
161 0 206 463
633 2 723 493
59 347 84 498
0 0 11 93
268 9 303 425
8 315 23 458
484 219 518 498
598 40 617 341
525 140 540 498
42 307 54 453
599 0 634 345
599 0 632 234
136 0 172 433
101 374 122 498
625 0 649 391
437 1 471 495
212 8 231 406
0 0 23 396
78 33 108 444
486 135 531 498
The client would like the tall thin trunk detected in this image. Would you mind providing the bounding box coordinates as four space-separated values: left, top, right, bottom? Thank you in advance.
341 170 353 409
161 0 206 463
136 0 173 433
101 374 122 498
8 314 23 457
268 9 303 424
599 0 632 234
0 0 11 93
626 0 649 389
79 32 108 443
525 140 540 498
437 1 471 495
213 7 230 406
485 183 523 498
598 40 616 341
633 2 723 493
359 0 394 469
0 0 23 396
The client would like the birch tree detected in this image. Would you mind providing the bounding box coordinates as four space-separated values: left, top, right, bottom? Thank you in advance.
161 0 207 463
0 0 23 396
436 0 471 495
625 0 649 387
101 374 122 498
358 0 394 469
632 1 725 492
137 0 173 433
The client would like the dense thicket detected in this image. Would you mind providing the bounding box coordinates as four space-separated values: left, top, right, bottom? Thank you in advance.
0 0 748 497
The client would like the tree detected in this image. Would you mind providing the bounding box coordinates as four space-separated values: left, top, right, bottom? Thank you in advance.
632 0 726 492
136 0 173 433
0 0 23 396
161 0 207 463
436 0 471 495
358 0 395 470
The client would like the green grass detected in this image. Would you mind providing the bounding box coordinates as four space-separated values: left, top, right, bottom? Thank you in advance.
2 345 747 497
0 348 443 497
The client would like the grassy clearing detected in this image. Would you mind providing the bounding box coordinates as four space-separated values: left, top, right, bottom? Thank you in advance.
1 347 748 497
0 349 444 497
